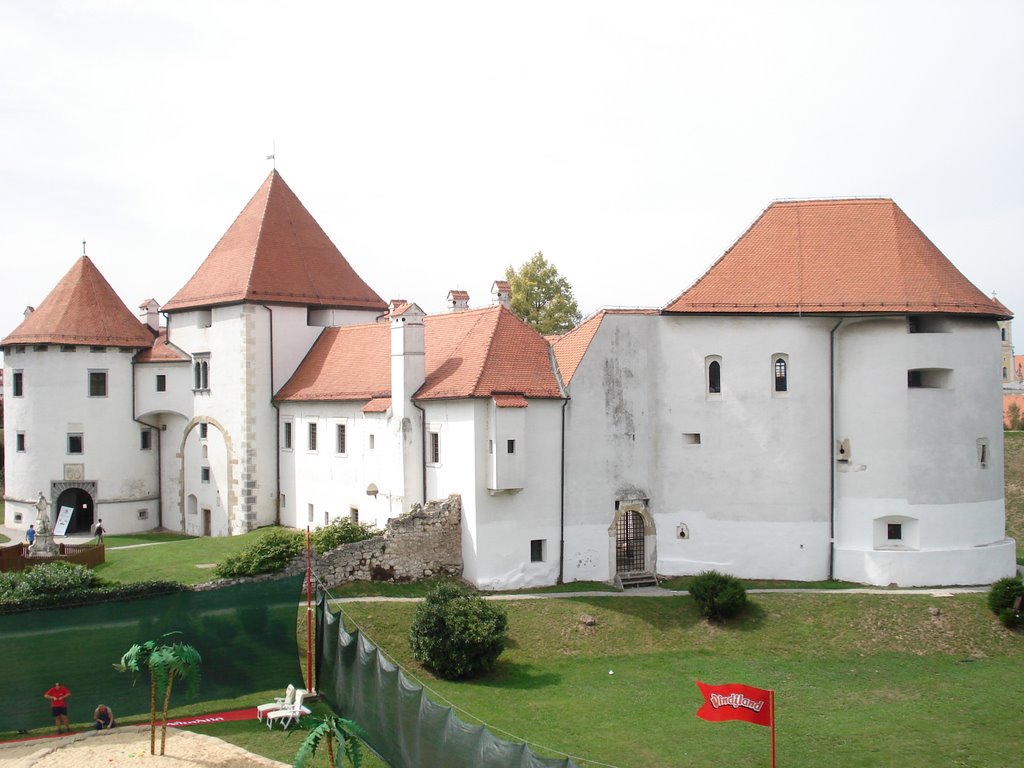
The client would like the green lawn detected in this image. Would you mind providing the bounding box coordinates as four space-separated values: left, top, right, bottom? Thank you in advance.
330 592 1023 768
93 526 282 585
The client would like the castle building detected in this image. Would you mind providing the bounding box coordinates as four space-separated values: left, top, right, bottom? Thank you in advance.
2 175 1016 587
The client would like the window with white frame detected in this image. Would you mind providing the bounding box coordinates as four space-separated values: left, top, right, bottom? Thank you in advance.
308 421 318 451
193 354 210 392
705 355 722 396
12 370 23 397
200 466 210 483
773 354 789 394
140 429 153 450
283 421 293 450
429 431 440 464
336 423 347 454
156 374 166 392
88 370 108 397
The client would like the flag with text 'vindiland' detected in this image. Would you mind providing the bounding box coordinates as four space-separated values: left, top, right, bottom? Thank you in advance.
695 681 773 727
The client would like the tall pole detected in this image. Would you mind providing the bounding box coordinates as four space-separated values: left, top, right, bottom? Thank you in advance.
770 689 776 768
306 525 313 693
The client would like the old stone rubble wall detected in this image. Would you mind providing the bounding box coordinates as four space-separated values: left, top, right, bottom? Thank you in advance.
284 494 463 584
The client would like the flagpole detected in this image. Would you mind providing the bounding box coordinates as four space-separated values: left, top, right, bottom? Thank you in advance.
770 688 776 768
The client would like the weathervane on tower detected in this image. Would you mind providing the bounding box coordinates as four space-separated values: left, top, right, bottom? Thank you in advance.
266 140 276 170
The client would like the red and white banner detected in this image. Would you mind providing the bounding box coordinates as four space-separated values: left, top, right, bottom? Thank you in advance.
695 681 773 727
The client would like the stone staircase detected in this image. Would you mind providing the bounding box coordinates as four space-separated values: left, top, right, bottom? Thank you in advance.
616 571 659 590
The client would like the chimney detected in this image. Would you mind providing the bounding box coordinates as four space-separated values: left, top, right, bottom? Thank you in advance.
447 290 470 312
138 298 160 331
391 302 426 418
23 305 35 319
491 280 511 310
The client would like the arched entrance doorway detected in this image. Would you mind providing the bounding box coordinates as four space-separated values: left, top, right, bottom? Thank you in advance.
55 487 95 535
615 509 646 573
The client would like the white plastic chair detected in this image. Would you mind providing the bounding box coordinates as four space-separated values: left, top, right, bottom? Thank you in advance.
265 689 310 729
256 684 295 722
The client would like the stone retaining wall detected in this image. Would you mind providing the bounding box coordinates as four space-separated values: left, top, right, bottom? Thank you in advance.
283 494 463 585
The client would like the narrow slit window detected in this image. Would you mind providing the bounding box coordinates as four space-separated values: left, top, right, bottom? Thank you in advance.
308 422 318 451
429 432 440 463
336 423 347 454
156 374 166 392
708 360 721 394
507 439 516 454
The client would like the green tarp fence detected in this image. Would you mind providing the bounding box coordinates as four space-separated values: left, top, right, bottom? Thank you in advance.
316 594 581 768
0 576 304 733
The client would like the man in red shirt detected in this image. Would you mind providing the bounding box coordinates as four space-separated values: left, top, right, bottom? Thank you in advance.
43 682 71 733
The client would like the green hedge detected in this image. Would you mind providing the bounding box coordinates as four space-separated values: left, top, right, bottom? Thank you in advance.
0 580 186 614
214 528 304 578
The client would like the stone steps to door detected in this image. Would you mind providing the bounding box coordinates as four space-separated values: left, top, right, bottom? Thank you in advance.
616 571 659 589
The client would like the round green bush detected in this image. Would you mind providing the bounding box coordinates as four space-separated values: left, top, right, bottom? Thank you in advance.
310 519 377 553
409 581 508 679
689 570 748 621
18 561 97 596
987 576 1023 628
214 528 304 578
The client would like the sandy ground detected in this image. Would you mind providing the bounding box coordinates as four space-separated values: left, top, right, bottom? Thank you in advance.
0 726 289 767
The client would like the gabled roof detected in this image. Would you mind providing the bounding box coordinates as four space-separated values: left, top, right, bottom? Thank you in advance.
664 198 1010 318
162 171 386 313
276 305 563 402
135 330 191 363
551 308 658 385
1 256 155 348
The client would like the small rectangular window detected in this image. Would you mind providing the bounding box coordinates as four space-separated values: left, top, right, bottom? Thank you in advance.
33 345 46 352
201 466 210 483
16 432 26 452
283 421 293 450
908 368 952 389
280 493 287 509
369 434 375 450
199 423 208 439
90 346 106 353
336 423 347 454
88 370 108 397
61 345 76 352
140 429 153 451
530 539 545 562
308 422 318 451
156 374 166 392
682 433 701 445
67 433 84 454
349 507 359 522
506 439 516 454
12 371 23 397
430 432 440 463
887 523 902 541
488 440 494 454
308 503 315 523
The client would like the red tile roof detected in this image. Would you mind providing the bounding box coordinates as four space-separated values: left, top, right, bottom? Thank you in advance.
551 308 658 385
492 393 528 407
1 256 155 348
664 199 1009 317
163 171 386 313
276 305 563 402
135 330 191 363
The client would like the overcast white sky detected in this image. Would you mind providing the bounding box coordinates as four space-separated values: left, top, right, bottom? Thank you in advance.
2 1 1022 340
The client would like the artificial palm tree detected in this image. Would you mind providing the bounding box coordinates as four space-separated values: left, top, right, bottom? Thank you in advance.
293 714 367 768
116 633 202 756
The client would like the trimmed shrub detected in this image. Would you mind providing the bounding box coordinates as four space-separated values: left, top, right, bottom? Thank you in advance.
689 570 748 621
214 528 304 578
987 576 1024 628
310 518 377 553
0 580 186 614
409 581 508 679
0 561 98 600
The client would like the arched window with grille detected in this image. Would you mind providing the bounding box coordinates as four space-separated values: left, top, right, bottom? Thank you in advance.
706 356 722 396
774 357 788 392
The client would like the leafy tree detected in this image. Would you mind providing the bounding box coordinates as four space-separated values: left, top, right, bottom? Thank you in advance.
409 581 508 679
116 633 202 755
293 713 367 768
505 251 582 335
1007 402 1022 431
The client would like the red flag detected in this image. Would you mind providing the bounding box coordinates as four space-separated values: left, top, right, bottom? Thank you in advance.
695 681 773 727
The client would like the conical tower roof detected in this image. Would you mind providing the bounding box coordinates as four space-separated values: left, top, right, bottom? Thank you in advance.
162 171 386 312
1 256 155 347
664 198 1010 317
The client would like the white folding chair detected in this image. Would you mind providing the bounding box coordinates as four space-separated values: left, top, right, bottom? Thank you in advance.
265 689 311 729
256 684 295 722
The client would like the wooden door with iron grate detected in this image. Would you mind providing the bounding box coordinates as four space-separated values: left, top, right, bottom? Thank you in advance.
615 510 645 573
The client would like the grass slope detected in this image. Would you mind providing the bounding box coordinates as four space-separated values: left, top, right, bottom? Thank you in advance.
332 592 1022 768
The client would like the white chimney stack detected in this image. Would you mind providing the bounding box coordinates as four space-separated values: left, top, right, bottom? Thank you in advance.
447 290 470 312
491 280 511 310
138 298 160 331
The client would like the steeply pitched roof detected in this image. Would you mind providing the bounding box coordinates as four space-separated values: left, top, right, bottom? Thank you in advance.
551 308 658 385
162 171 386 313
664 198 1009 318
1 256 155 348
135 330 191 363
276 305 563 402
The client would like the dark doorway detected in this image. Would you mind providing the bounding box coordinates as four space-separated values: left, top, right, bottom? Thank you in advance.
203 509 212 537
615 510 645 573
55 487 95 534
